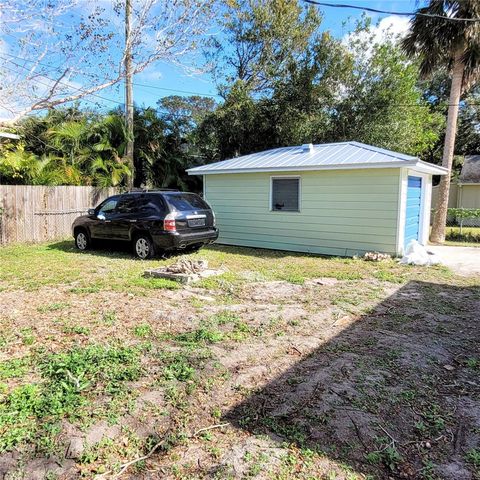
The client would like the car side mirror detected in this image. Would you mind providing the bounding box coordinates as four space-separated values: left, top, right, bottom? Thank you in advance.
88 208 95 216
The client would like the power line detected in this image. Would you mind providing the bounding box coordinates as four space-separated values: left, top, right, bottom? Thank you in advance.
303 0 480 22
1 58 173 114
133 82 219 98
2 54 480 111
1 52 220 99
0 58 127 109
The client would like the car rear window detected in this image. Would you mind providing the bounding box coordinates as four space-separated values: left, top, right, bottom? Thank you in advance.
166 193 209 211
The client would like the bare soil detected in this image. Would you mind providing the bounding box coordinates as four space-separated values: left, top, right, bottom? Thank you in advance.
0 245 479 480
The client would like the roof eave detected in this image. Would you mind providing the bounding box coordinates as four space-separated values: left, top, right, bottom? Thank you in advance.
408 160 448 176
188 160 425 175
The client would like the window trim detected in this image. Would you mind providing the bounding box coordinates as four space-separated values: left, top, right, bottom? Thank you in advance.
96 195 121 215
269 175 301 213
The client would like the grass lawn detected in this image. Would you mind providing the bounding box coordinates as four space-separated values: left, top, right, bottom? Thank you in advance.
0 241 479 479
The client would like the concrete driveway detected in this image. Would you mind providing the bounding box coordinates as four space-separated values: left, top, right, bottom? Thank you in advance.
428 245 480 277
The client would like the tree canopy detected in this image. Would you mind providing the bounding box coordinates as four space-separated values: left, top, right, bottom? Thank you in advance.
1 0 479 189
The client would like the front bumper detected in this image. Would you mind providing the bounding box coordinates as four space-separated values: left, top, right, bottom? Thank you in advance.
152 228 219 251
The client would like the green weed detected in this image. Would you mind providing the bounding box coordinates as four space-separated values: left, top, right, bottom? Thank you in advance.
101 310 117 326
466 448 480 469
63 325 91 335
37 302 70 313
69 286 101 294
0 357 30 380
20 328 35 346
133 324 152 338
0 344 142 453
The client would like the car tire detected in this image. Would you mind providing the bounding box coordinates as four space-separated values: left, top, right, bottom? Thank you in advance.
75 229 90 251
133 234 155 260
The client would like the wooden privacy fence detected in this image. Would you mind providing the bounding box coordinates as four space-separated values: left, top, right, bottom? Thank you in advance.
0 185 118 245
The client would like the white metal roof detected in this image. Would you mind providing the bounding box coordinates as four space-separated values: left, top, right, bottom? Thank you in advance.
187 141 448 176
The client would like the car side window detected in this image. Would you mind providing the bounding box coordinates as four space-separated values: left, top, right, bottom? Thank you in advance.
97 197 119 216
116 196 138 214
143 195 166 213
140 194 165 215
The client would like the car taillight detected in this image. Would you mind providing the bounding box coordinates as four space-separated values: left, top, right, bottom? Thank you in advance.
164 213 177 232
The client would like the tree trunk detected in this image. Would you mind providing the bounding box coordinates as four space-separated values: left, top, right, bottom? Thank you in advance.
124 0 134 190
430 51 464 243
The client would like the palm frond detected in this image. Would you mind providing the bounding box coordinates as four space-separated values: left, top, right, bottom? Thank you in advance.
402 0 480 81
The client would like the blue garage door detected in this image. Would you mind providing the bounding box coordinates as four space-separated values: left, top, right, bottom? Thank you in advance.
404 176 422 249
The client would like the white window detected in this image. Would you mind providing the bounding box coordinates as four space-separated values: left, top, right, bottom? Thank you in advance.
271 177 300 212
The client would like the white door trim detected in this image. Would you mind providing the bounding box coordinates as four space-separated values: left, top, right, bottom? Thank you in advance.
395 168 408 256
396 170 432 255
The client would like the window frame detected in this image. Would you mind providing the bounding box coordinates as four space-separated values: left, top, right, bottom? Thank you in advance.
116 194 140 215
96 195 121 216
269 175 301 213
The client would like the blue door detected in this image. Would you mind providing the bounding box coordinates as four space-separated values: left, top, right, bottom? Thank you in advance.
404 176 422 249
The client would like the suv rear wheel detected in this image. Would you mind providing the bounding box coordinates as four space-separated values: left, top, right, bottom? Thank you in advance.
75 229 90 251
133 234 155 259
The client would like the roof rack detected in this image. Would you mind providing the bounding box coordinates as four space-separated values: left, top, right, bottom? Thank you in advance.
126 188 179 193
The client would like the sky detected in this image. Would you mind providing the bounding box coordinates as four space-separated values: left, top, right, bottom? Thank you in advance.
0 0 425 120
133 1 419 106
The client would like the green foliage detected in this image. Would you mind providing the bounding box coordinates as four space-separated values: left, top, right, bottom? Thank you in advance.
39 345 142 401
0 108 129 187
0 344 142 452
200 18 443 161
447 208 480 220
0 357 30 380
133 324 153 338
163 361 196 382
0 384 41 450
208 0 321 92
466 448 480 469
173 326 224 345
2 4 478 188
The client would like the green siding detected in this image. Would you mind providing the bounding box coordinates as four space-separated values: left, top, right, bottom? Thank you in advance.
205 169 400 256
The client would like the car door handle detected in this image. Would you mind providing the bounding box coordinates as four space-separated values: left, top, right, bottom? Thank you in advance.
129 219 137 223
105 220 111 223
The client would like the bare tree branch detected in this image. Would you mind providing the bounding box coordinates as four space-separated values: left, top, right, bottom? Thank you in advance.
0 0 218 123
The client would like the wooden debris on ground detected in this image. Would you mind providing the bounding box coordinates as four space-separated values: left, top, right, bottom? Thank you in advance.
162 258 208 274
363 251 391 262
144 258 223 284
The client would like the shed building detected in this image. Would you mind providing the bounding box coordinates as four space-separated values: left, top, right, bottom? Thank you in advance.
187 142 447 257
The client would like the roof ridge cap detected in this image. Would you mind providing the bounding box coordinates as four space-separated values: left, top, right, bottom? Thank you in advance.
348 141 416 161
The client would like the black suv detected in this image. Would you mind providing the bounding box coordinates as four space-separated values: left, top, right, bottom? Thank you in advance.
72 190 218 259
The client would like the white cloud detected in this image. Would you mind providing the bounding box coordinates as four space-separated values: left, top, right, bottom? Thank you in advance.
137 66 163 82
374 15 411 41
343 15 411 47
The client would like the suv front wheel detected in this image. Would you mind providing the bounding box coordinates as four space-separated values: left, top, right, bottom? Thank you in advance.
133 234 155 259
75 229 90 251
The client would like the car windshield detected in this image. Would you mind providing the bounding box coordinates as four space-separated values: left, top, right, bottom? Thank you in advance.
166 193 209 211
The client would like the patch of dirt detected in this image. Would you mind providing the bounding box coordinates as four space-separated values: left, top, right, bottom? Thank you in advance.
1 271 479 479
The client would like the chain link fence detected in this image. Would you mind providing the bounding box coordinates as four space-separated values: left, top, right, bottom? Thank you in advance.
444 208 480 243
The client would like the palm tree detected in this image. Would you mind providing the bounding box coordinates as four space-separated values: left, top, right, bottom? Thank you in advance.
402 0 480 243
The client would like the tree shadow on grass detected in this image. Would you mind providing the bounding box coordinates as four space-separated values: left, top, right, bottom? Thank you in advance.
46 240 135 259
47 240 319 261
225 281 480 479
47 240 199 260
205 243 332 260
